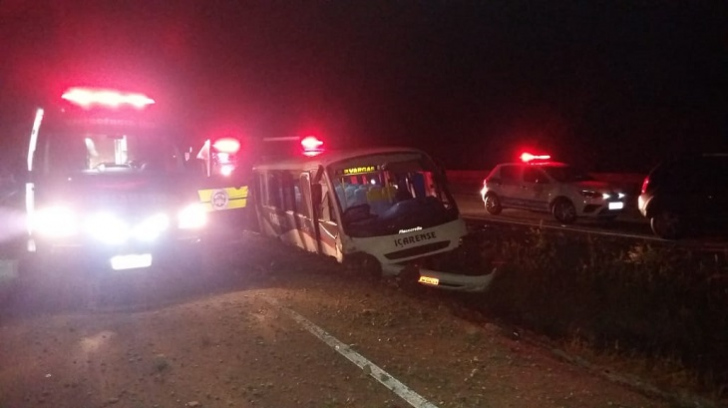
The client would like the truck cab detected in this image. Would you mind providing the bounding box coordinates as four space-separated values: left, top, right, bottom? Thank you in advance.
0 87 211 280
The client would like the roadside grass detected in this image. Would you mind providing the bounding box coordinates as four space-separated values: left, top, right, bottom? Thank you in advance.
467 226 728 406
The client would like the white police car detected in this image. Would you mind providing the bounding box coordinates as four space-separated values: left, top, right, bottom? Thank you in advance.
480 153 627 224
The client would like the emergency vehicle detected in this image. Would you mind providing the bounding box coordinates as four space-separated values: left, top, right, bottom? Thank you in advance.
0 87 223 278
481 153 627 224
193 135 251 240
249 137 495 292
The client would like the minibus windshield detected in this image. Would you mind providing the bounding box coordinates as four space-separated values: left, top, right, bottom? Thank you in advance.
329 152 458 236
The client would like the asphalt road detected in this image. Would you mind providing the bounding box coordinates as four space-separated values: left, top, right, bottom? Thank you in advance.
0 232 681 408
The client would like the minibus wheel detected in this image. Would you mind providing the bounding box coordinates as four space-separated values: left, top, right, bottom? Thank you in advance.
343 253 382 280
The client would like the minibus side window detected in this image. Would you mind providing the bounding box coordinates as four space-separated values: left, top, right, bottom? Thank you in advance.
297 173 313 218
293 184 303 213
281 172 296 212
320 189 336 223
266 172 282 208
258 173 268 206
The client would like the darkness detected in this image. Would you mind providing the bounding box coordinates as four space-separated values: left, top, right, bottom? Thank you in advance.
0 1 726 173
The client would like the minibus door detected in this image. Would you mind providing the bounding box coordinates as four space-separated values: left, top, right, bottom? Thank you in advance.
299 172 322 254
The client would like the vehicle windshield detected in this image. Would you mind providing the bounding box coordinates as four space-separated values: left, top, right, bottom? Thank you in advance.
36 128 186 177
329 152 459 237
541 165 594 182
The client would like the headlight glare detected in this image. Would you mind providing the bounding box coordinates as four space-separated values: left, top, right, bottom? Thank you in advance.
33 206 79 237
134 213 170 241
178 204 207 229
85 212 130 245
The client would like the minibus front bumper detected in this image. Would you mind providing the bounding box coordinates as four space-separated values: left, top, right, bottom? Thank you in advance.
383 264 497 292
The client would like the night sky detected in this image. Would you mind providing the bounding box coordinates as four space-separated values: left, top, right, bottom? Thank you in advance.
1 1 725 172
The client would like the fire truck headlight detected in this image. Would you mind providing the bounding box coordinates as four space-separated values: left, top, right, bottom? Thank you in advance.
220 164 235 176
134 213 170 242
86 213 130 245
34 206 79 238
178 204 207 229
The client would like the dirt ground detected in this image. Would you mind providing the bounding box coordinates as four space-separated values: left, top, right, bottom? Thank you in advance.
0 232 713 408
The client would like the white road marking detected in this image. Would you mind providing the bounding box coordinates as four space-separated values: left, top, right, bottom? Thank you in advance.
263 296 439 408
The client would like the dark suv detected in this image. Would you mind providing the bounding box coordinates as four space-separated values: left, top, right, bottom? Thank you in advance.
638 154 728 239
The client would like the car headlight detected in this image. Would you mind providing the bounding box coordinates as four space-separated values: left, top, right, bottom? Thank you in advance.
178 203 207 229
85 212 130 245
134 213 170 242
33 206 79 238
86 212 170 244
618 192 626 199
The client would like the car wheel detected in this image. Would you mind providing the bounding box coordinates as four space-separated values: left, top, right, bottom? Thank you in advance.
650 209 684 239
552 199 577 224
484 193 502 215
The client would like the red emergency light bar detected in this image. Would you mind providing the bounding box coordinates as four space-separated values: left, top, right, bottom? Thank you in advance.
520 152 551 163
213 137 241 154
61 87 155 109
301 136 323 150
301 135 324 156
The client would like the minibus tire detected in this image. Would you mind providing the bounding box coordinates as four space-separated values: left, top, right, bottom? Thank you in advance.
344 253 382 280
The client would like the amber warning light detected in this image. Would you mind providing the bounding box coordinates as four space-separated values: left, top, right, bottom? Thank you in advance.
520 152 551 163
61 87 155 109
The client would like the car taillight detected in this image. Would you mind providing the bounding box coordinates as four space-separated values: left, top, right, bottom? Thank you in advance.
640 177 650 194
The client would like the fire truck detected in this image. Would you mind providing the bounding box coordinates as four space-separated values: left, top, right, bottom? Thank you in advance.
192 135 252 239
0 87 247 286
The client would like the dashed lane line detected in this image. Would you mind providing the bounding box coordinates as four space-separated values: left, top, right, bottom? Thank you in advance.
263 295 439 408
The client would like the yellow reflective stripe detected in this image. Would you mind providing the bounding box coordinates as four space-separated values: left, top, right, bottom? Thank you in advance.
226 186 249 199
198 200 246 211
198 189 214 202
198 186 248 200
197 186 249 211
227 198 247 209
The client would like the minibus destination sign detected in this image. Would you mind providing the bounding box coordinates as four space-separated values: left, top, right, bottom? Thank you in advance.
341 166 377 175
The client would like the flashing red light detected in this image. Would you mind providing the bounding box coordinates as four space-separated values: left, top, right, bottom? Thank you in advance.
61 87 155 109
217 152 231 163
520 152 551 162
220 164 235 177
213 137 241 154
301 136 324 156
301 136 323 150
